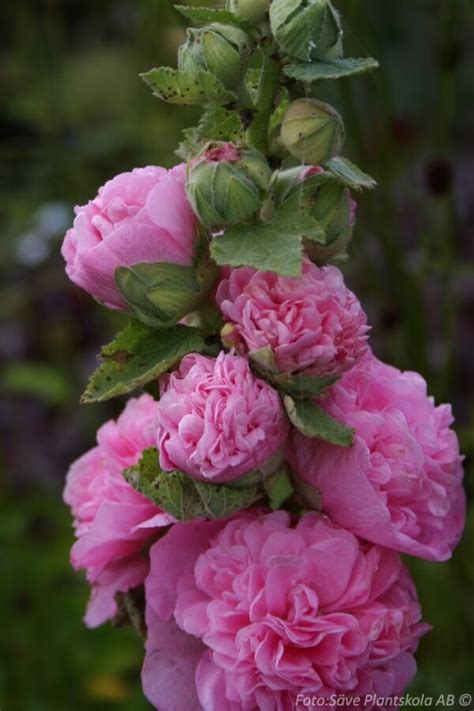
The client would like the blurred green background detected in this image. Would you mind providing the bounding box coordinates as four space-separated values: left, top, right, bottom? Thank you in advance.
1 1 473 709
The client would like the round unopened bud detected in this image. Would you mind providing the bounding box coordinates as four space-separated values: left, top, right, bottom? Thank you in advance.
178 23 250 89
186 142 272 228
272 166 356 261
270 0 342 61
280 99 344 165
227 0 270 25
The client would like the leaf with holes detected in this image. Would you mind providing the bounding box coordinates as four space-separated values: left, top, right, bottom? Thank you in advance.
141 67 235 105
124 448 263 521
81 321 205 403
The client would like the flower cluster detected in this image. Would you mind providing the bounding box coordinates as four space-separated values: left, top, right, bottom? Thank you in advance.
61 155 465 710
60 2 466 708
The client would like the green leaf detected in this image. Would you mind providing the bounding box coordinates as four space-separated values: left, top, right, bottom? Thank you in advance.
124 448 262 521
325 156 377 191
177 106 244 160
211 212 324 277
283 395 354 446
141 67 235 106
248 350 339 397
81 321 205 403
174 5 250 29
284 57 380 82
274 373 339 398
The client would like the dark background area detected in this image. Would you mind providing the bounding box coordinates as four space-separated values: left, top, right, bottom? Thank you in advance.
1 1 473 709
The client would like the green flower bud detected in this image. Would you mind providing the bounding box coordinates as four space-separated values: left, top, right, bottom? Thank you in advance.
269 0 343 61
280 99 345 165
272 166 356 261
226 0 270 25
186 142 272 228
178 23 250 89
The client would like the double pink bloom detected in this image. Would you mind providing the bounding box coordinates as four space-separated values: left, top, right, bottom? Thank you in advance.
156 352 289 483
61 164 197 309
64 395 173 627
287 355 465 562
143 511 429 711
216 260 369 377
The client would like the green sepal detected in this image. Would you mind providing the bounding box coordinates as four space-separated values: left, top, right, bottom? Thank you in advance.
325 156 377 191
123 448 264 521
210 211 325 277
283 395 354 446
248 348 339 397
81 321 205 403
141 67 235 105
284 56 379 82
115 263 200 328
115 233 218 329
174 5 251 29
275 373 339 397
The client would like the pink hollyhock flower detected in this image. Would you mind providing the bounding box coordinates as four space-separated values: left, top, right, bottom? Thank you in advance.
287 354 465 561
216 260 369 377
64 394 173 627
142 511 429 711
156 352 289 483
61 164 197 309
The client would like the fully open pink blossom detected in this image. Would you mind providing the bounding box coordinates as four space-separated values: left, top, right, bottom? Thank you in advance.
156 352 289 483
287 354 465 561
61 164 197 309
142 511 429 711
216 260 369 377
64 394 173 627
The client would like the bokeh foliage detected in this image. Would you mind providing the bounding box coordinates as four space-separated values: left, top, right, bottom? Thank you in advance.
1 0 473 709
